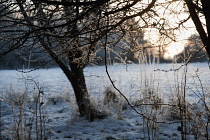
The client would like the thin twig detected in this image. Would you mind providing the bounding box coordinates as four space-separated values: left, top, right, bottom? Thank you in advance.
154 45 206 72
104 13 178 125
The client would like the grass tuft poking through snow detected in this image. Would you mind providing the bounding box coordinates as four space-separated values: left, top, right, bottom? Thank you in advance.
102 87 126 120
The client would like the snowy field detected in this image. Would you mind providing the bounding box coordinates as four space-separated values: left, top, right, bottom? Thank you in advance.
0 63 210 139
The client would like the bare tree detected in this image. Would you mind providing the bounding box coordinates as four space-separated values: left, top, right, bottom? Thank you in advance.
0 0 157 121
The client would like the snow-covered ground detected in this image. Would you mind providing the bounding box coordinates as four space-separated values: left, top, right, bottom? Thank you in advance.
0 63 210 139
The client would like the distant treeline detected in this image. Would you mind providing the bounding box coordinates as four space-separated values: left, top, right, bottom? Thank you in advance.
0 51 57 70
0 46 207 70
0 34 207 70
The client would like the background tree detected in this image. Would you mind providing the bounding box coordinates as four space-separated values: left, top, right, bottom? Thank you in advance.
0 0 157 121
175 34 208 62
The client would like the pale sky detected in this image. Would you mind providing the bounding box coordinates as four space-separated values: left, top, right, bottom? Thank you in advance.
138 0 198 59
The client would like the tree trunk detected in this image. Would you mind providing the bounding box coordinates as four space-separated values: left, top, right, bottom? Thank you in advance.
67 50 106 121
201 0 210 56
69 63 95 121
184 0 210 56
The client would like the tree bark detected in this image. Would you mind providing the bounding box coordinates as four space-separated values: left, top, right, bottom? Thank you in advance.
68 62 95 121
201 0 210 56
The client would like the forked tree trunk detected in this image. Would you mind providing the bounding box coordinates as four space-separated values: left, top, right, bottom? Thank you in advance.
38 38 105 121
66 49 107 121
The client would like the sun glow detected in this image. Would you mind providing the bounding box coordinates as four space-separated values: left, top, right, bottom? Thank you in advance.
138 0 198 59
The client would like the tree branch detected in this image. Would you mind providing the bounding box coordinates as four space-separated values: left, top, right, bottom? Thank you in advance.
35 0 109 6
184 0 208 45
